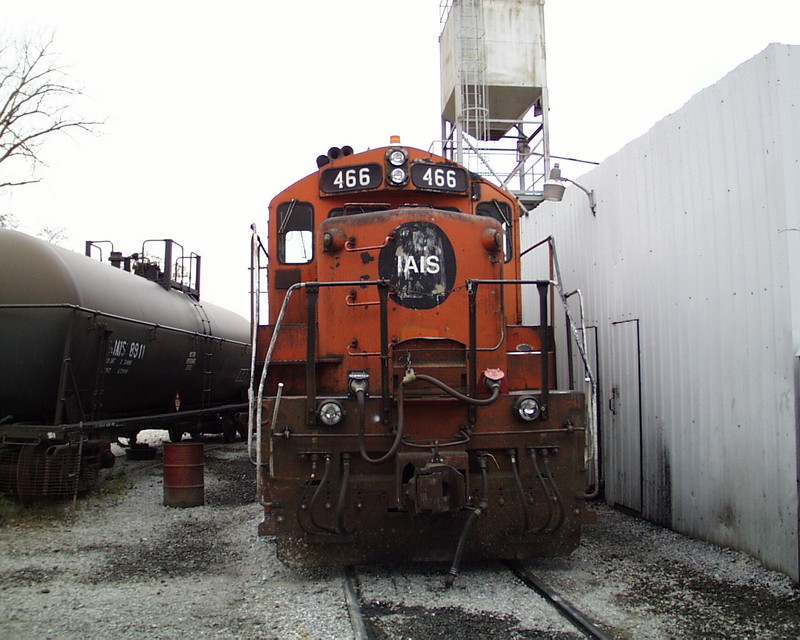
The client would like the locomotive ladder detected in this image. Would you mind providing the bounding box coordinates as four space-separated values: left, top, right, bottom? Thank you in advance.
192 301 215 409
456 0 489 144
522 235 600 499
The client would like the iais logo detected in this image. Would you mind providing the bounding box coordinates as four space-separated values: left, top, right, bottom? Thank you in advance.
378 221 456 309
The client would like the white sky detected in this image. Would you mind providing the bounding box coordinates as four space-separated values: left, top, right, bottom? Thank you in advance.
1 0 798 318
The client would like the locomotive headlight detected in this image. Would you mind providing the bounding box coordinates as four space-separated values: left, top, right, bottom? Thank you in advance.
388 167 407 185
318 400 345 427
388 148 407 166
514 396 541 422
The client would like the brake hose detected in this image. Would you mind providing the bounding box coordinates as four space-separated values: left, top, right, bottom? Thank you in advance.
445 453 489 588
357 381 406 464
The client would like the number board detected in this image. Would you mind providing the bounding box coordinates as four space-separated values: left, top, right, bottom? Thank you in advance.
410 163 468 193
320 163 382 193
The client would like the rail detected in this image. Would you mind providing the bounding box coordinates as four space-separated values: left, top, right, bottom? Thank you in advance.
344 566 371 640
344 561 613 638
0 402 249 443
508 561 613 640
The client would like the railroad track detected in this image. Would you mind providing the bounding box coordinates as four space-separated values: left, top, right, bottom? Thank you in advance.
343 562 612 640
344 566 371 640
507 561 613 640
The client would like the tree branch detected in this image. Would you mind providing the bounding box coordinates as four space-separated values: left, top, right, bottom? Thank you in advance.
0 34 101 190
0 178 40 188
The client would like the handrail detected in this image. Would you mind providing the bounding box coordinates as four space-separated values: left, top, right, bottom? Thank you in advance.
344 234 394 252
467 278 553 412
520 235 600 499
0 402 248 436
248 223 271 469
249 264 600 498
0 303 249 348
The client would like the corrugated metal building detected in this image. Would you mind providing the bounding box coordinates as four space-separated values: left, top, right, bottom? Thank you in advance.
522 43 800 580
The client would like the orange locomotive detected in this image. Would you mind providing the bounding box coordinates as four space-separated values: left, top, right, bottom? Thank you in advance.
251 139 587 579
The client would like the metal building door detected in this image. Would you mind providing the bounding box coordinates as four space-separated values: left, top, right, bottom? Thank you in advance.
606 319 642 512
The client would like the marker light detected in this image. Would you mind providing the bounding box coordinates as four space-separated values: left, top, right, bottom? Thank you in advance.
514 396 541 422
318 400 345 427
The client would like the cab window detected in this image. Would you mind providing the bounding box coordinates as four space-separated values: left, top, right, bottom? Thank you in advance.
277 200 314 264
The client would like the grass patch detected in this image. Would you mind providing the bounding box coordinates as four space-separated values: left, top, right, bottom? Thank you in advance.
0 465 132 525
0 492 75 526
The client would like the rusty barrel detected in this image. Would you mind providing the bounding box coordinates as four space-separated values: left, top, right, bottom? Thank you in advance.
163 442 204 507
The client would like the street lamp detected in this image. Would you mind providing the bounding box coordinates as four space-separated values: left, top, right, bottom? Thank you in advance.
543 163 597 216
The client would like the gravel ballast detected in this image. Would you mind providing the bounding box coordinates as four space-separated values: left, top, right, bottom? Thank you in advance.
1 433 798 639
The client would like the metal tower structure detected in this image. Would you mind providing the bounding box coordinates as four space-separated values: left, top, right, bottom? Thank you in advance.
438 0 551 211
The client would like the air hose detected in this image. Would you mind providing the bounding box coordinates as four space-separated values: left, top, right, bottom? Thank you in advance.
356 380 406 464
445 453 489 588
408 371 501 406
307 453 337 534
336 453 351 534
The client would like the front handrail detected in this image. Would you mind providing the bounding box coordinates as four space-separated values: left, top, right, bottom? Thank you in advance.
252 277 563 435
249 269 598 499
467 278 553 405
519 235 600 499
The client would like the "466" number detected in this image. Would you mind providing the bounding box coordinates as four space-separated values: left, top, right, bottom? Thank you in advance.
332 167 373 189
321 163 381 193
420 167 458 189
411 164 466 192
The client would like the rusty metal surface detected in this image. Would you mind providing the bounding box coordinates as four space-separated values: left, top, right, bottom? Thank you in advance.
0 439 115 499
260 392 585 567
163 442 205 508
254 143 587 568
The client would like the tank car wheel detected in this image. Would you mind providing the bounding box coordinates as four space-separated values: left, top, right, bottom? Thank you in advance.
235 414 248 441
222 417 237 443
168 429 184 443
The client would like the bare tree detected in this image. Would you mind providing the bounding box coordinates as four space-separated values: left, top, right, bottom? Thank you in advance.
0 212 17 228
0 35 100 190
37 225 68 244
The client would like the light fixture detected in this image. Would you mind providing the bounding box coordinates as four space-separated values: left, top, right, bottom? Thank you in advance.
388 167 408 185
514 396 541 422
318 400 345 426
388 148 407 167
542 163 597 216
